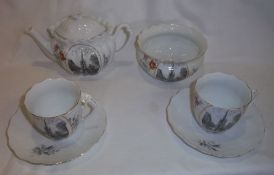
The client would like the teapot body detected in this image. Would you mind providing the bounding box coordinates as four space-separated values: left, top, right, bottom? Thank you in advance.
51 34 115 75
25 14 131 75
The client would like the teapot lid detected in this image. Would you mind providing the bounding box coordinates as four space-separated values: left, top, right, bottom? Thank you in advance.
53 15 107 40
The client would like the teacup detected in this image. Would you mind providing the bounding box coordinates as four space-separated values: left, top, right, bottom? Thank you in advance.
24 78 94 140
190 72 256 133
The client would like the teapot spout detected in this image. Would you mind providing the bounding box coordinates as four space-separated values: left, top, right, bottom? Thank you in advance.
25 26 55 61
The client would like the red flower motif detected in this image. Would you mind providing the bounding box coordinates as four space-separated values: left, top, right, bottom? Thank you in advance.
59 51 66 61
149 60 157 70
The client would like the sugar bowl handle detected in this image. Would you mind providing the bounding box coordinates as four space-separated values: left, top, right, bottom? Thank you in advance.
112 24 131 52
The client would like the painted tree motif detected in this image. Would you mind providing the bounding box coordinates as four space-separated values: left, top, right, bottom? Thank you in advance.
180 67 188 79
44 119 69 139
201 112 216 130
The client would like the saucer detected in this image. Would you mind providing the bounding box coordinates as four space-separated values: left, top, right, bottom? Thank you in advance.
167 88 265 158
7 94 107 165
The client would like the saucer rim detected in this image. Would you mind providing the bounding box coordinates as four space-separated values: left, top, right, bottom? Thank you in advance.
166 88 266 158
6 93 107 165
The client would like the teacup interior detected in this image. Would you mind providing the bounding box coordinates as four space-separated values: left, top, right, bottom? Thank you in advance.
25 79 80 117
196 73 251 108
142 33 199 62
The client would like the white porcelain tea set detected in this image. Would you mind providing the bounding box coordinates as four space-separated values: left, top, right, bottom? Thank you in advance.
6 14 265 165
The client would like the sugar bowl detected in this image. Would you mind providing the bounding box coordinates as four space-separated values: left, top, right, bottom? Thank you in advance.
135 23 207 82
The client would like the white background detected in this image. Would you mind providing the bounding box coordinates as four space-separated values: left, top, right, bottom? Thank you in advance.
0 0 274 174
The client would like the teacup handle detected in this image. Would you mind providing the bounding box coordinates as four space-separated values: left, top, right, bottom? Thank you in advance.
80 93 96 119
112 24 131 52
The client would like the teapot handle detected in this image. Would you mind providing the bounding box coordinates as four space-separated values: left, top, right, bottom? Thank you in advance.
112 24 131 52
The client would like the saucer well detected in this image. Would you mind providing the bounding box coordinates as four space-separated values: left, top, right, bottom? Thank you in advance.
167 88 265 158
7 93 107 165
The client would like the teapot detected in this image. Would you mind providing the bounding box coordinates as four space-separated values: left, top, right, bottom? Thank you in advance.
25 14 131 75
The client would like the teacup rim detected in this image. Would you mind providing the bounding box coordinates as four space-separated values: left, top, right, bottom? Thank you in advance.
135 23 208 64
24 78 81 118
193 72 255 110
